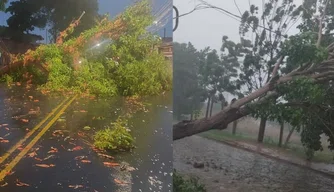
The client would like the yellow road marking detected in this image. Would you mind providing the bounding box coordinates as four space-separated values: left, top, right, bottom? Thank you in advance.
0 96 70 165
0 95 77 181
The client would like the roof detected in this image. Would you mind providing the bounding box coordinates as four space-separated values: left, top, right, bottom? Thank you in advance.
161 37 172 47
162 37 172 43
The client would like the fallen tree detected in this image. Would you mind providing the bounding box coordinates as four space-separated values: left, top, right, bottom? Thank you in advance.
0 0 172 97
173 41 334 140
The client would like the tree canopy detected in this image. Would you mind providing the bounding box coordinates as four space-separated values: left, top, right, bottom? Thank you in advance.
5 0 99 41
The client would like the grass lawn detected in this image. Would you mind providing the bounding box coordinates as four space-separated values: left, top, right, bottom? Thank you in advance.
200 129 334 164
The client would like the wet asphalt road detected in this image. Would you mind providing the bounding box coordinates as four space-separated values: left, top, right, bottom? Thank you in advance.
0 84 172 192
174 136 334 192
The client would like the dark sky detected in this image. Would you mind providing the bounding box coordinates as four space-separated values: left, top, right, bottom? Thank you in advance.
0 0 172 41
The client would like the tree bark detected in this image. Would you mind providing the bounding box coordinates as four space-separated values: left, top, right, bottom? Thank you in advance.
205 96 211 118
173 85 279 140
209 98 214 117
278 122 284 147
284 126 296 147
232 120 238 135
257 117 267 143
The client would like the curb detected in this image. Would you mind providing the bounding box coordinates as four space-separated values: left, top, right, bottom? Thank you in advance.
201 136 334 179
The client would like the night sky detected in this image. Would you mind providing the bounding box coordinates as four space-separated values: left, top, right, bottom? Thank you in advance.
0 0 172 41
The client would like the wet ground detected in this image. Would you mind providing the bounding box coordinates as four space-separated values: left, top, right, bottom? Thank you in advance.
0 84 172 192
173 135 334 192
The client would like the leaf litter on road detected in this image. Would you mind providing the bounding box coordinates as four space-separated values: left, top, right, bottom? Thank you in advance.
0 182 8 187
35 164 55 168
16 179 30 187
20 119 29 123
74 156 87 160
47 147 58 153
27 151 37 157
114 178 129 185
81 160 91 163
68 146 83 151
103 162 120 167
6 171 15 176
43 154 55 160
97 153 114 160
34 157 43 161
68 185 83 189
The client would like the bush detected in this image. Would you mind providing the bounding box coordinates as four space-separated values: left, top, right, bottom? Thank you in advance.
173 169 206 192
0 74 13 86
94 117 134 152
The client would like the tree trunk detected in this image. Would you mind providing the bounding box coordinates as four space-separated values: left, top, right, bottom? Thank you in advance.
173 86 279 140
209 98 214 117
232 120 238 135
205 96 211 118
284 126 296 147
278 122 284 147
257 117 267 143
190 113 193 120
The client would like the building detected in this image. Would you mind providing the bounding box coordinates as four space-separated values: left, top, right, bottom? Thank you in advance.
158 37 172 62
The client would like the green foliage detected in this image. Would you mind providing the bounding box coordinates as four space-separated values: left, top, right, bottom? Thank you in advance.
44 57 72 91
248 77 334 154
173 42 206 120
0 74 13 86
74 61 117 96
94 117 135 152
173 170 206 192
6 1 171 97
281 32 328 73
109 45 171 96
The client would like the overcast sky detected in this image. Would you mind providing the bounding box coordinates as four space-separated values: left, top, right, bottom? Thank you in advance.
173 0 303 51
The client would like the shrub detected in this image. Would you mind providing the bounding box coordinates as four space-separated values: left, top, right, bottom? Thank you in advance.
0 74 13 86
173 169 206 192
94 117 134 152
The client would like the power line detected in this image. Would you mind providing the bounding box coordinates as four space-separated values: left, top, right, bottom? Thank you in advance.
173 1 286 37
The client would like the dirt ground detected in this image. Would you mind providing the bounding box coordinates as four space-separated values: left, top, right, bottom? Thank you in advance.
173 135 334 192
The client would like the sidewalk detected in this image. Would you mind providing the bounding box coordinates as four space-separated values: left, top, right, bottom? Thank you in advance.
207 137 334 178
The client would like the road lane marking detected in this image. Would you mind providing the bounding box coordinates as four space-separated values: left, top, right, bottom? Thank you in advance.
0 96 70 165
0 95 77 181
